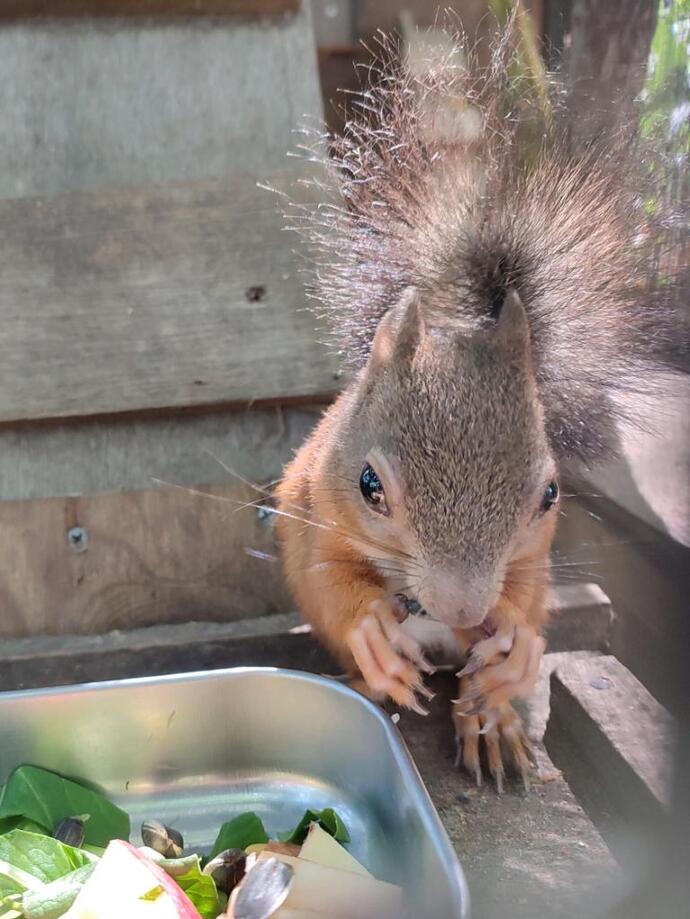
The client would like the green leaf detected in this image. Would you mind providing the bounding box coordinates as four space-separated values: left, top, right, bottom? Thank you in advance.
210 814 268 859
82 845 105 858
152 854 222 918
277 808 349 846
0 767 129 848
0 831 93 885
22 864 96 919
0 858 45 892
0 876 25 900
0 892 23 919
174 866 222 919
0 818 48 838
155 855 202 879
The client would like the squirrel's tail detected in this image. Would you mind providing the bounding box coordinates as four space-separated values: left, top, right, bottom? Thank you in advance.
289 17 688 462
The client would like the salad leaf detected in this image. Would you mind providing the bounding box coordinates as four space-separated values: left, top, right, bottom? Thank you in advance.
82 845 105 859
0 893 23 919
175 865 222 919
210 813 268 859
0 819 47 838
0 858 44 894
156 855 203 879
0 876 25 900
0 767 129 848
21 864 95 919
0 831 93 885
278 808 350 845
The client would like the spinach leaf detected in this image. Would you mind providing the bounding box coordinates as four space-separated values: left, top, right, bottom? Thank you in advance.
175 864 222 919
0 893 23 919
0 767 129 847
156 855 202 879
277 807 349 845
210 814 268 858
0 818 47 838
0 876 24 901
0 858 44 892
0 831 92 885
22 864 95 919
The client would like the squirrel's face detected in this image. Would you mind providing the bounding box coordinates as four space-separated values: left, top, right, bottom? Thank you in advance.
336 289 559 628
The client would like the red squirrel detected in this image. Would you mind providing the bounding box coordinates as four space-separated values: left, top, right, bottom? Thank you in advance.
274 22 685 791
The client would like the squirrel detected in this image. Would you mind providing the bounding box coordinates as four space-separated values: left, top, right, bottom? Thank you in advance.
274 19 687 791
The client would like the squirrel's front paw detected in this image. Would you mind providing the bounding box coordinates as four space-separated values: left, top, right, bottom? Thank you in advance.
452 623 543 791
453 700 534 793
346 599 435 714
456 623 545 711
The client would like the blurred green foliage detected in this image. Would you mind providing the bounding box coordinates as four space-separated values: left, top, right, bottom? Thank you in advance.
641 0 689 151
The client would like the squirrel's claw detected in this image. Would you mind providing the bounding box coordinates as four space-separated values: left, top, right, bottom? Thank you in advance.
462 624 545 712
346 598 433 713
454 719 482 787
456 650 483 679
453 695 534 793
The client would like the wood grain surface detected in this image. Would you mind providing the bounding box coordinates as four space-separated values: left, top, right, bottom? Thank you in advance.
0 171 337 423
0 1 299 16
0 480 292 639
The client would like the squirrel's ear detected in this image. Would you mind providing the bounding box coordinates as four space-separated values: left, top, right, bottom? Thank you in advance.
368 288 425 373
493 288 532 361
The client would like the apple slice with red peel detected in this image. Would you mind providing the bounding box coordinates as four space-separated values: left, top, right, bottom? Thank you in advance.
63 839 202 919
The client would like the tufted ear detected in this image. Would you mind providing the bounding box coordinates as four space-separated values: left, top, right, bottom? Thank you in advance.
368 288 425 375
493 288 532 363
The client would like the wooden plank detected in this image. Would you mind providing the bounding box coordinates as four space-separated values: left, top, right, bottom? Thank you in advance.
0 1 300 16
0 405 323 502
0 614 335 692
0 10 321 198
566 375 690 548
554 492 690 719
550 654 673 815
0 172 338 423
312 0 353 46
0 480 291 639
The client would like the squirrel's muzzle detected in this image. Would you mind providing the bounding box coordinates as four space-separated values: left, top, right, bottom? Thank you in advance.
416 569 499 629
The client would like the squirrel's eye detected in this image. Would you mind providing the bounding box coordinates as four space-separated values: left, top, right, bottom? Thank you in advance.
541 480 559 513
360 463 387 514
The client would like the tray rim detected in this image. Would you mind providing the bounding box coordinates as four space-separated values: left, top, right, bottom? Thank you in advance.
0 665 470 918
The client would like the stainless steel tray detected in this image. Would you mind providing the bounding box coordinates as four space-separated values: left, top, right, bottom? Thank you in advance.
0 667 469 918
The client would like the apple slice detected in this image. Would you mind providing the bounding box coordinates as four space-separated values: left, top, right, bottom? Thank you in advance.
62 839 202 919
298 824 371 878
254 852 402 919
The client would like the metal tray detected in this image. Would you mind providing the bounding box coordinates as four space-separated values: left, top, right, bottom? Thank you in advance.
0 667 469 918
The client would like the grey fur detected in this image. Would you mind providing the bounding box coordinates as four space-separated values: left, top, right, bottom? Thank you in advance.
288 19 688 463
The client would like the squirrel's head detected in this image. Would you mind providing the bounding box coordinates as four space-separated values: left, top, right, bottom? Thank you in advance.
331 288 559 628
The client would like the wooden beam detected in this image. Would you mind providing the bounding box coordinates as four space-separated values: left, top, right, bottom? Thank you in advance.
0 480 291 639
0 1 300 17
0 170 338 423
0 405 323 502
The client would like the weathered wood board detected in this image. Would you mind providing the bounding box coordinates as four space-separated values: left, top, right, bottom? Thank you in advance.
0 9 321 198
0 405 324 502
0 173 338 424
1 1 299 15
0 480 293 639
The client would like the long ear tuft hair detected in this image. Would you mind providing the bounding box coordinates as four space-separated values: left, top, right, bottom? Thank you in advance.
284 13 689 462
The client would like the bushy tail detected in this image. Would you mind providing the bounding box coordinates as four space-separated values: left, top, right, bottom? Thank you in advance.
288 17 688 461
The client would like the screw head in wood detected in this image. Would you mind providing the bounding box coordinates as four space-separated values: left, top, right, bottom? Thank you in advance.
66 526 89 553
